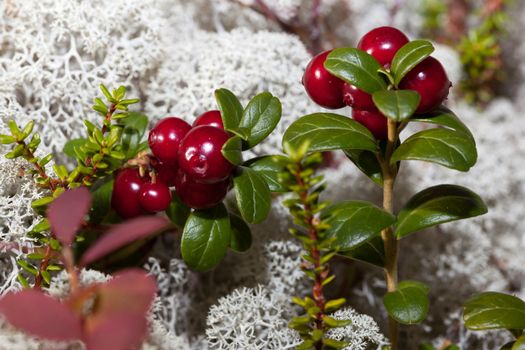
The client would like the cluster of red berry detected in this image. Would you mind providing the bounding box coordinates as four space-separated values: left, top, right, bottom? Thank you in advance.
302 26 452 139
112 110 234 218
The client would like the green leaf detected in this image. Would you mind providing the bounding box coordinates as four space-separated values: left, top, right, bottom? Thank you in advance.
31 196 54 208
322 201 395 251
100 84 113 101
325 48 387 94
390 40 435 86
325 298 346 312
322 338 349 349
119 112 148 159
89 178 114 224
322 315 352 328
344 149 383 186
0 134 16 144
166 193 191 228
283 113 377 153
233 167 271 224
181 204 231 272
338 236 385 267
229 213 252 252
411 107 473 138
244 155 288 192
372 90 421 122
395 184 487 238
512 336 525 350
63 138 87 160
390 128 477 171
463 292 525 330
239 92 282 149
383 280 430 325
215 88 243 131
221 136 243 165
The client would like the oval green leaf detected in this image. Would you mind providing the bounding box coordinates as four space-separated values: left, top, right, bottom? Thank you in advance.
390 40 435 86
239 92 282 149
344 149 383 186
322 200 395 251
221 136 243 165
383 280 430 325
244 155 287 192
229 213 252 252
395 184 487 238
411 107 473 138
215 88 243 131
233 166 271 224
372 90 421 122
165 193 190 228
325 48 387 94
338 236 385 267
119 112 149 159
181 204 231 272
63 138 87 160
464 292 525 330
283 113 377 153
391 128 477 171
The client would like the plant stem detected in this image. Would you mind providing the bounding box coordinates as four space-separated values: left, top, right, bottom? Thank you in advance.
33 245 52 289
380 118 400 350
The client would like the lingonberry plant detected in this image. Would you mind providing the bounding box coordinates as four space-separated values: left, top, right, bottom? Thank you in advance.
282 26 488 349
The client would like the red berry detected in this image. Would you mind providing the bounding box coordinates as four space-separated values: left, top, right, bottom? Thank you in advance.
357 26 409 67
111 168 147 219
174 170 229 209
148 117 191 164
352 108 388 140
153 160 177 187
139 182 172 213
178 126 234 183
399 56 451 113
193 110 224 129
302 50 345 109
342 83 375 110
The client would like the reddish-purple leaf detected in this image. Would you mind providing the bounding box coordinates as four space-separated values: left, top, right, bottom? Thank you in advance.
47 187 92 246
0 290 82 341
84 313 147 350
80 216 168 266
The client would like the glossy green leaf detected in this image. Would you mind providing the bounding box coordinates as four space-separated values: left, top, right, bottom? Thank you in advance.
283 113 377 153
221 136 243 165
383 280 430 325
63 138 87 159
411 107 473 138
391 128 477 171
322 201 395 251
244 155 288 192
395 184 487 238
338 236 385 267
344 149 383 186
325 48 387 94
119 112 148 159
391 40 435 86
89 179 114 224
166 193 191 228
464 292 525 330
229 213 252 252
372 90 421 122
215 88 243 131
233 167 271 224
181 204 231 272
239 92 282 149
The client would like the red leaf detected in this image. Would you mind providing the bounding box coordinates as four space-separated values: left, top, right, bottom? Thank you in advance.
80 216 168 266
84 313 147 350
0 290 82 341
47 187 92 246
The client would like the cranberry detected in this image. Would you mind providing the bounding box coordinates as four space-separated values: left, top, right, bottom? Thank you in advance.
399 56 451 113
139 182 172 213
357 26 409 67
174 170 229 209
178 125 234 183
342 83 375 110
352 108 388 140
111 168 147 219
302 50 346 109
153 160 177 187
148 117 191 164
193 110 224 129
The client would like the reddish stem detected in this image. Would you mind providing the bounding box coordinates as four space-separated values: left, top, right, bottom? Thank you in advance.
33 245 52 289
